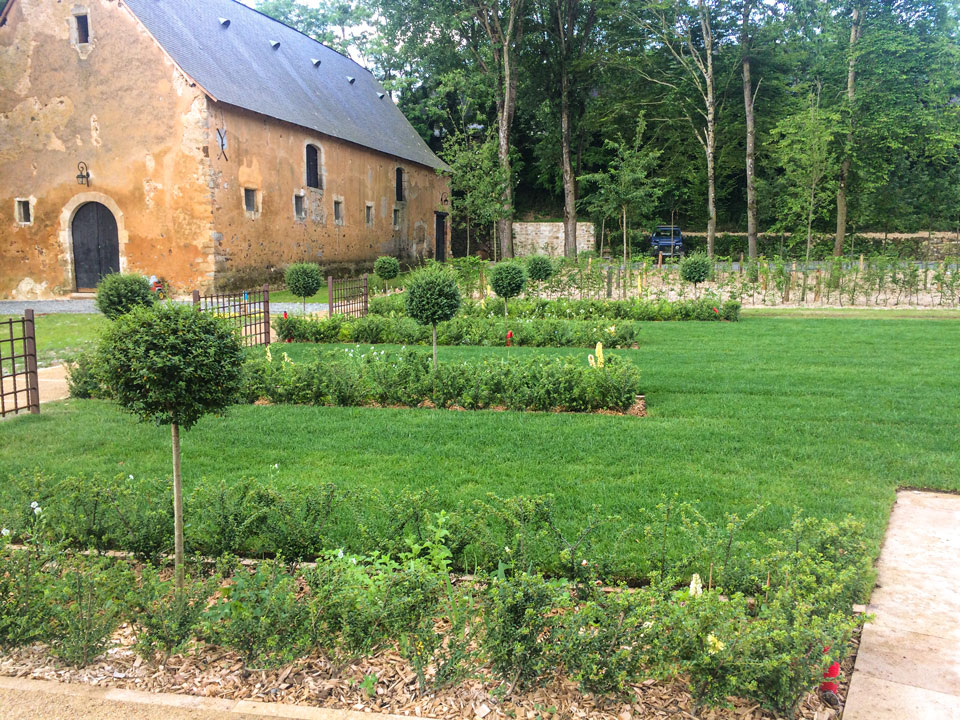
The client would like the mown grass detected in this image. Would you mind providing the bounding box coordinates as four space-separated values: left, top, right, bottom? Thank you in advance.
0 313 106 368
2 317 958 574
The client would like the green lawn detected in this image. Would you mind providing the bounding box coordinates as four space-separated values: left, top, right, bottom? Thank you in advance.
1 313 106 368
2 316 957 575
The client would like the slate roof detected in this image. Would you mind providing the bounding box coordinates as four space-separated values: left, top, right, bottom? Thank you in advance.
123 0 448 171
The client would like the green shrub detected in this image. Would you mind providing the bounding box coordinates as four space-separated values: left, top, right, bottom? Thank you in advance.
284 262 325 311
405 264 461 367
489 262 527 316
526 256 554 283
483 572 567 689
373 256 401 280
240 348 642 413
66 348 107 399
47 555 133 667
681 252 713 287
95 273 155 320
133 563 219 662
0 536 52 649
204 558 309 668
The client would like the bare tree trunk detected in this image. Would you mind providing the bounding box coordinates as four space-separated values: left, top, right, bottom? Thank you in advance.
703 2 717 257
835 4 863 257
806 185 817 265
622 206 628 300
497 36 518 259
432 324 438 370
171 422 184 590
741 0 758 260
561 69 578 257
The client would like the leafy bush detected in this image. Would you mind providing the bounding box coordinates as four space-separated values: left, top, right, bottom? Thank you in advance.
47 555 133 667
489 262 527 316
374 256 401 280
95 273 154 320
0 538 52 649
133 564 219 661
204 558 309 668
241 347 642 413
483 572 567 688
66 348 107 399
681 252 713 286
526 255 554 283
284 262 325 311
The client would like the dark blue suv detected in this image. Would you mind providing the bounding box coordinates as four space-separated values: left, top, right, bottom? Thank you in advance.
650 226 684 257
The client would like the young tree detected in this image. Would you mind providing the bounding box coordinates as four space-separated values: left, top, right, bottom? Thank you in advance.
579 114 662 282
768 88 840 264
97 304 244 588
834 1 864 256
489 261 527 317
405 264 462 368
441 130 510 257
631 0 723 256
285 262 325 313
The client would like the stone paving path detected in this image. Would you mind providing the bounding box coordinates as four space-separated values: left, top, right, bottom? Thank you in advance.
843 490 960 720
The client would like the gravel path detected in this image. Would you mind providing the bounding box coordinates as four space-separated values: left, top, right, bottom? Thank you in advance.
0 300 328 315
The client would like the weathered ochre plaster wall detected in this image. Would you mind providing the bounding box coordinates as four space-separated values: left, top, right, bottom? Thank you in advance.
0 0 214 298
207 102 450 280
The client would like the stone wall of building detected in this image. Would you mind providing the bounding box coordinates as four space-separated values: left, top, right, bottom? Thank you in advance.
512 222 595 257
206 102 450 287
0 0 216 298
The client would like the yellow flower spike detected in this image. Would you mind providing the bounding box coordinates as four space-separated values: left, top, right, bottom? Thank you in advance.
265 346 272 363
282 352 293 365
595 342 604 368
588 354 596 368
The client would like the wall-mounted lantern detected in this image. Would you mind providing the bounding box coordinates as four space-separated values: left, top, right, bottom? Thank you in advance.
440 192 450 207
76 162 90 186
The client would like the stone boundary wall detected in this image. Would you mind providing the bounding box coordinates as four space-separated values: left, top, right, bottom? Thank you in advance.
513 222 595 257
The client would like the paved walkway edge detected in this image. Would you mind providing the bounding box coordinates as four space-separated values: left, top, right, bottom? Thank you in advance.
0 675 428 720
841 490 960 720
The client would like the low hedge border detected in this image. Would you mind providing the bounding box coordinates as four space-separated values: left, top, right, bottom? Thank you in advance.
274 314 642 347
241 347 642 413
370 294 742 322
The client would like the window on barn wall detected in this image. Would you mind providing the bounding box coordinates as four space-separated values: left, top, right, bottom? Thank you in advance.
294 194 306 220
76 14 90 44
306 145 322 189
334 200 344 225
395 167 405 202
15 200 32 225
365 204 374 226
244 188 258 214
393 207 400 229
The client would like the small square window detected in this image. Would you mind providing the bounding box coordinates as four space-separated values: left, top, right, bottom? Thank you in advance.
76 14 90 44
15 200 32 225
392 207 400 229
334 200 343 225
294 194 306 220
365 204 374 226
244 188 258 213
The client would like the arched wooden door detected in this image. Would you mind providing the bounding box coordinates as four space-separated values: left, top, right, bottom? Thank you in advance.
72 202 119 291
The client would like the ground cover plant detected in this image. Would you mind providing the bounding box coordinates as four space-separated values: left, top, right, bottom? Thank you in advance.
4 317 958 579
0 503 866 718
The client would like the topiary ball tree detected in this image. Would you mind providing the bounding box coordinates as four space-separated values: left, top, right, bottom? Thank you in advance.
526 256 554 297
374 256 401 281
97 303 244 588
404 264 461 369
285 262 325 313
95 273 155 319
490 261 527 318
680 252 713 290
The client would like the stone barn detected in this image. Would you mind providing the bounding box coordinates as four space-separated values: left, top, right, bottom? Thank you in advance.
0 0 451 298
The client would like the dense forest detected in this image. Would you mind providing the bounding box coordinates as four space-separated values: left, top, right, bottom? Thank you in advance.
232 2 957 255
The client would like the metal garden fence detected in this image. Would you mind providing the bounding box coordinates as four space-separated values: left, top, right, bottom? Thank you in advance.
192 284 271 347
0 309 40 417
328 275 368 318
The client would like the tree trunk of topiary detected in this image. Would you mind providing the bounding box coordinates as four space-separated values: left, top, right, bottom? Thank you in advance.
171 422 184 590
432 323 438 371
504 298 508 319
